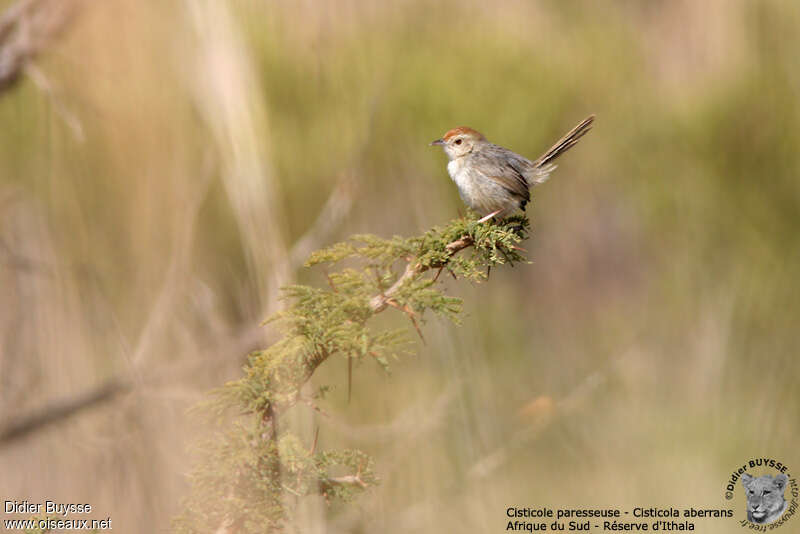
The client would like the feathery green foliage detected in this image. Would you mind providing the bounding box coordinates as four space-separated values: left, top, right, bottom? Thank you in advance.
174 213 529 533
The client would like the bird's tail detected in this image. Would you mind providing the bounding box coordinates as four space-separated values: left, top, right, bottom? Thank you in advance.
534 114 595 169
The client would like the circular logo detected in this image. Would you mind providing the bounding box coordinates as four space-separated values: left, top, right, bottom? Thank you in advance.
723 458 798 529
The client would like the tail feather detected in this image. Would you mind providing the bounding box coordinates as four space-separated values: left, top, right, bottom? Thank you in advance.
534 115 595 169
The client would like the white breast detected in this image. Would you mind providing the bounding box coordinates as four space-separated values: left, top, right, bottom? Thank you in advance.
447 158 471 195
447 158 475 205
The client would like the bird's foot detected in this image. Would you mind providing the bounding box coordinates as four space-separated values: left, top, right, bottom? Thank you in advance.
477 210 503 223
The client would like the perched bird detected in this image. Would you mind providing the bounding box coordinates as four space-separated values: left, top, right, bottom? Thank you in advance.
430 115 594 218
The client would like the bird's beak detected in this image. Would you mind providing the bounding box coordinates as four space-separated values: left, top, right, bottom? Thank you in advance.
430 138 444 146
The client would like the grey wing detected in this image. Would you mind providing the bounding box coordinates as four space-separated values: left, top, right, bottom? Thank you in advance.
473 145 531 203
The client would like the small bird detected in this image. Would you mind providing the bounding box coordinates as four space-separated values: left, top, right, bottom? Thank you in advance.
431 115 595 219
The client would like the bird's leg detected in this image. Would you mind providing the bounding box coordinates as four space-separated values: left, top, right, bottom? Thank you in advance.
477 209 502 223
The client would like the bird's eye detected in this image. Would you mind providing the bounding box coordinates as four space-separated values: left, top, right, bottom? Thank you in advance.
454 139 462 145
764 490 771 495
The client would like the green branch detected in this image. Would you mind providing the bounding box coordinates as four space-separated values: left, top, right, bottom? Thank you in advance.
174 213 530 533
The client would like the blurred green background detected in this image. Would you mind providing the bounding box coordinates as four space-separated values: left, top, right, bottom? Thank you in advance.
1 1 799 532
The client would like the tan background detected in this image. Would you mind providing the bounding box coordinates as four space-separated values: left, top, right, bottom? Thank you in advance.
1 1 798 532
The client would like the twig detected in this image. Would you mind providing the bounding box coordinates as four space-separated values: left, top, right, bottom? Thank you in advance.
299 396 330 418
0 0 80 93
323 474 367 489
0 378 131 445
325 271 338 292
309 427 320 455
386 298 425 343
326 458 366 489
432 265 444 282
369 235 474 313
25 62 83 140
477 209 502 223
